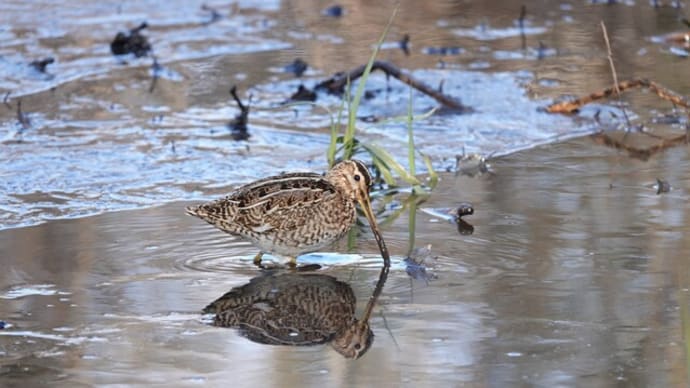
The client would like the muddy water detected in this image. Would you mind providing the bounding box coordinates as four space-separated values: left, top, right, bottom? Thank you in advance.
2 137 689 387
2 0 690 387
2 0 688 229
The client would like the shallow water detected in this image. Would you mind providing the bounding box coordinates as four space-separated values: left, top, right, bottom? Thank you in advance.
2 0 690 387
2 0 688 229
2 137 689 387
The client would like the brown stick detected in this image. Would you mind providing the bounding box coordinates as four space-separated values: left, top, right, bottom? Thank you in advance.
546 78 690 114
548 78 690 160
316 60 472 112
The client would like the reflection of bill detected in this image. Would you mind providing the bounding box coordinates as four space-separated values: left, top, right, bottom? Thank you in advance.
203 269 388 359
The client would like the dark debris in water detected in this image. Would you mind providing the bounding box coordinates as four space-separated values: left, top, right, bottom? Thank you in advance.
537 41 549 60
16 100 31 131
29 57 55 73
289 85 317 102
517 5 527 29
201 4 222 25
228 86 251 141
149 55 162 93
0 320 6 329
655 178 671 195
284 58 309 77
110 22 152 58
322 5 344 18
399 34 410 56
422 46 464 56
651 112 685 125
4 98 33 140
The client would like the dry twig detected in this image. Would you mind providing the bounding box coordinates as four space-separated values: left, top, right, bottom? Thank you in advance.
601 21 634 130
546 79 690 114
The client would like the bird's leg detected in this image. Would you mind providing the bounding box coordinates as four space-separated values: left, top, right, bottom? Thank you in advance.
287 256 297 269
253 252 264 267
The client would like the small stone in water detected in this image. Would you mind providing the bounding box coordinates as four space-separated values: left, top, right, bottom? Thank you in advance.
289 85 317 102
456 203 474 219
29 57 55 73
323 5 343 17
284 58 308 77
110 22 152 57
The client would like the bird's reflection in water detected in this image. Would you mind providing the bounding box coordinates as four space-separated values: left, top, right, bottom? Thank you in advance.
203 265 389 359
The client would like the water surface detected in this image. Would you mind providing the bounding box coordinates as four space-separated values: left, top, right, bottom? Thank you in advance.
2 0 687 228
2 1 690 387
2 137 690 386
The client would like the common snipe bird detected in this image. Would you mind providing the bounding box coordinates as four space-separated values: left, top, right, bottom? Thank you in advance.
203 271 374 359
185 159 389 267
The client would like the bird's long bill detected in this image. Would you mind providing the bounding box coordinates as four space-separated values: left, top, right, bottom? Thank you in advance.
357 191 391 325
356 192 391 267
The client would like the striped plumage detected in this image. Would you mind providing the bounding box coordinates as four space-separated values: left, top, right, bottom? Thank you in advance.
185 160 379 266
203 271 373 359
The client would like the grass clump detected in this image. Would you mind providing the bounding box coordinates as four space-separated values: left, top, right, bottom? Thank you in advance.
326 6 437 192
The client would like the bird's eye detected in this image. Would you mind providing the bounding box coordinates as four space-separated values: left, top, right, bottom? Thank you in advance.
354 174 361 182
354 343 361 350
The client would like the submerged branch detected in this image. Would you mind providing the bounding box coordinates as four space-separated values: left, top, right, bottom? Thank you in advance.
228 86 251 141
316 60 472 112
590 132 689 161
547 78 690 159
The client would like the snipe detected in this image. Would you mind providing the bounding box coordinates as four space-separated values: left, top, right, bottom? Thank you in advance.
185 159 389 266
203 271 374 359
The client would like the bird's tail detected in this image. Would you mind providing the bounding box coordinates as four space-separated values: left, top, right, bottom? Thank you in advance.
185 201 237 231
185 202 229 223
185 204 204 217
202 288 241 313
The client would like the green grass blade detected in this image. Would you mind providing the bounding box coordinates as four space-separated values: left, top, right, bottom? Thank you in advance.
327 92 347 167
361 142 420 186
372 157 397 186
420 152 439 189
407 194 418 254
374 106 439 126
407 86 416 177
